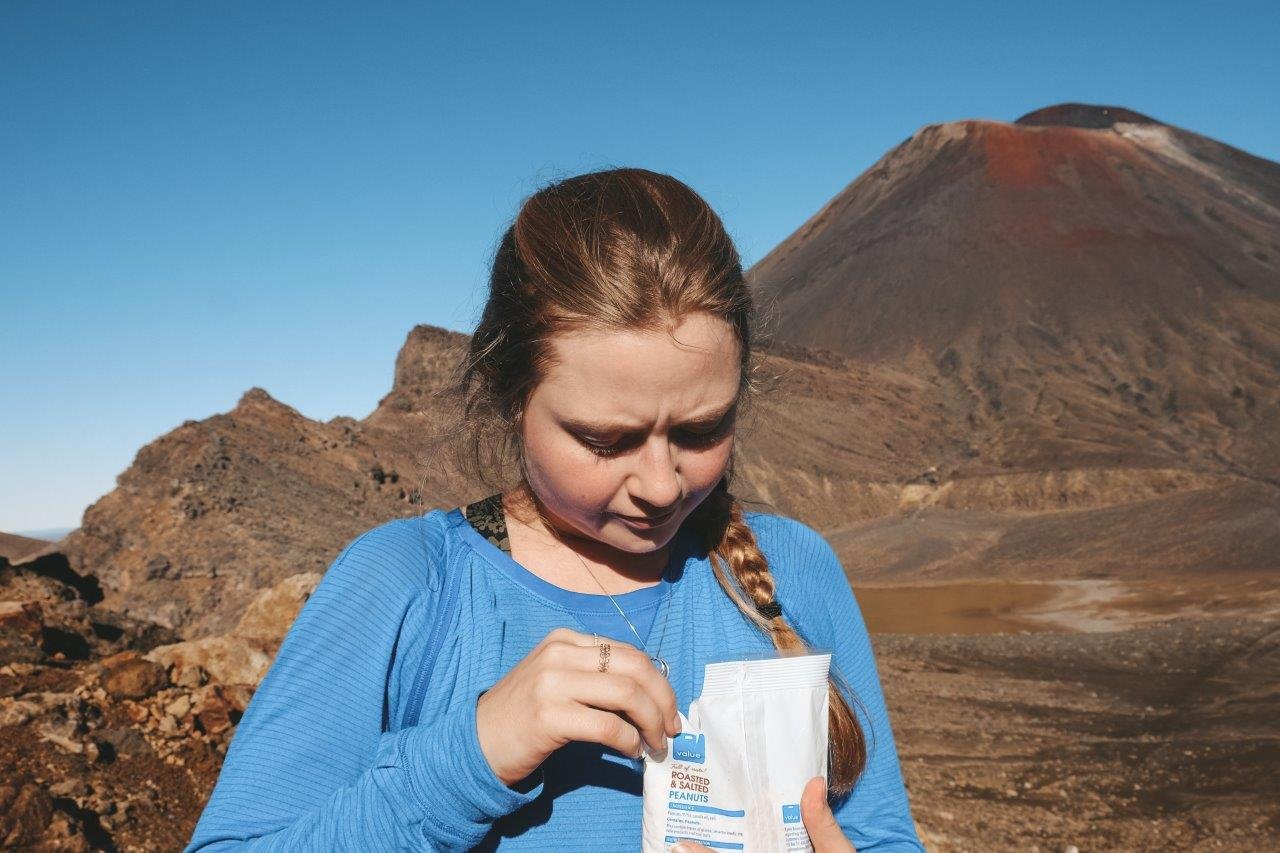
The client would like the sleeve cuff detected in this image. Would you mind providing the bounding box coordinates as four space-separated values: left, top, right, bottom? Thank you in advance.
400 688 545 840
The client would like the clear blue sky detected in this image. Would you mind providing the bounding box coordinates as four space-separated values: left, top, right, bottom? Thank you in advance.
2 1 1277 533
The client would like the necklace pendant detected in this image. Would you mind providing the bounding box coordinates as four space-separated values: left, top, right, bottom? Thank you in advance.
651 656 670 679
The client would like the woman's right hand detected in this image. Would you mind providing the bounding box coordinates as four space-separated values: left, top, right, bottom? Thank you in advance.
475 627 681 787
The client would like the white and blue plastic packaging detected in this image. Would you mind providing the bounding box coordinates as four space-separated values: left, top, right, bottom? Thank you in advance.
642 652 832 852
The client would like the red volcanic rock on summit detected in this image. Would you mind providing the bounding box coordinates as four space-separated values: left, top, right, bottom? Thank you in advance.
748 102 1280 482
1015 103 1163 129
750 102 1279 361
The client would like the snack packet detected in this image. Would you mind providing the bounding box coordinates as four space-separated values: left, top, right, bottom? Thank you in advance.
642 652 832 852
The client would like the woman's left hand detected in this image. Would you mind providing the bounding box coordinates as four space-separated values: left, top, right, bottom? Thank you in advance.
670 776 856 853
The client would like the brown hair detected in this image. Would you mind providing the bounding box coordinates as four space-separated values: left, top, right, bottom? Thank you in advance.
450 166 866 795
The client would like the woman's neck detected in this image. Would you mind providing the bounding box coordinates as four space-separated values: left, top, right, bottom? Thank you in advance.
501 488 671 592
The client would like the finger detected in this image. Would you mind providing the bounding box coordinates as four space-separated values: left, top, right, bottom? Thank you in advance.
670 842 714 853
556 670 669 756
562 704 646 759
607 643 681 738
541 626 603 648
544 639 681 737
801 776 855 852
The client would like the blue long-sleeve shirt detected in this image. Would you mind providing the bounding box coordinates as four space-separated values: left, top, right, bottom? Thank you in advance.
186 506 923 851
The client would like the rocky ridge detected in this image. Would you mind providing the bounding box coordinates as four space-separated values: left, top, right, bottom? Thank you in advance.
0 549 310 849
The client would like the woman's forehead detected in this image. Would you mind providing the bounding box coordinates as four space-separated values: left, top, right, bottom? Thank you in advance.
535 316 741 414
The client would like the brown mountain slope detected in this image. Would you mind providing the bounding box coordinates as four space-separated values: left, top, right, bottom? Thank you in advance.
58 327 480 638
747 103 1280 483
0 533 53 563
57 326 970 638
60 328 1275 638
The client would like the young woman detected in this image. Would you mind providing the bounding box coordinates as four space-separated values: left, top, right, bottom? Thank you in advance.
186 168 923 851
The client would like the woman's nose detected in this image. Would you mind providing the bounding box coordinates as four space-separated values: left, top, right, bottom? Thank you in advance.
628 438 682 510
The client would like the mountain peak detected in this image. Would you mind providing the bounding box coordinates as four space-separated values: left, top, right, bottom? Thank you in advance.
389 324 471 397
745 103 1280 484
1015 103 1161 129
237 387 278 406
229 387 305 421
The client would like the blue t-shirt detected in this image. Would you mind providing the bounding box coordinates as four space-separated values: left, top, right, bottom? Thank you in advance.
461 511 670 646
186 507 924 851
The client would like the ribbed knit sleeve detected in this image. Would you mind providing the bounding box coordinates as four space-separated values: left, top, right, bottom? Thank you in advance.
753 514 925 852
185 515 544 852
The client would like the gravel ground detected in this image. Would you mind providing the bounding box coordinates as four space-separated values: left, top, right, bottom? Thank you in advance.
875 618 1280 851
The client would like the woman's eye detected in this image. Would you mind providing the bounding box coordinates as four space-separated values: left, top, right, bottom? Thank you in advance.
577 434 627 457
676 427 728 447
573 419 733 458
586 442 624 457
676 415 734 447
588 444 623 458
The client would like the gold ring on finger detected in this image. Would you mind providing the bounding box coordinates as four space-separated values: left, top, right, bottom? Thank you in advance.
597 642 612 673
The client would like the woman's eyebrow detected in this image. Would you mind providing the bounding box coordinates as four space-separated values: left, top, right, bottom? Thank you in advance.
562 401 737 434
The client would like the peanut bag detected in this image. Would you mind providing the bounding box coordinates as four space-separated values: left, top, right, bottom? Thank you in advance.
642 652 832 852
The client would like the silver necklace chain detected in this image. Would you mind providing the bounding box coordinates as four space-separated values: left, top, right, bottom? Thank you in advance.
509 494 676 679
569 547 674 679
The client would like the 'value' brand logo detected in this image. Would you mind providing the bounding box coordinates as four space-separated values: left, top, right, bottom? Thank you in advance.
673 732 706 763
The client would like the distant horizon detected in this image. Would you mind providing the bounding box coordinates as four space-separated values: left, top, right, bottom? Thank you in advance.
10 527 76 542
4 1 1277 531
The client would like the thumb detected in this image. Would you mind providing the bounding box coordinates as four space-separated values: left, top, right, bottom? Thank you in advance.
800 776 856 852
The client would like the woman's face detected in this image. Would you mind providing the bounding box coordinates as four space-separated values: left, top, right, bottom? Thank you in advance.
519 311 741 557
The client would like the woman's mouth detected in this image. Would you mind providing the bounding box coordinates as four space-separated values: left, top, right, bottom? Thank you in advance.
615 508 677 529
